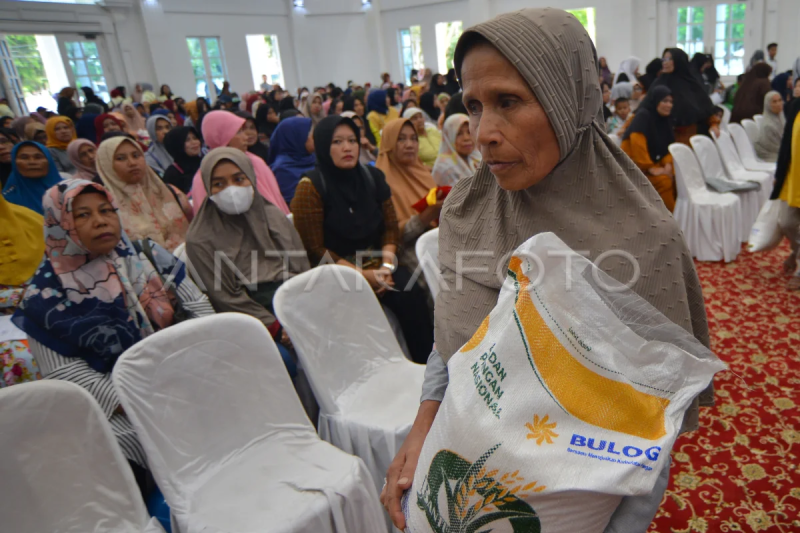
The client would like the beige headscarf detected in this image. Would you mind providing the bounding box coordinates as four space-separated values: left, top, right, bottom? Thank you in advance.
96 137 189 252
185 148 309 328
376 118 436 232
438 8 712 430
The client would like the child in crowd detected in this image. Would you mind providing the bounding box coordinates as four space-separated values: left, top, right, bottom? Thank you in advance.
607 97 631 135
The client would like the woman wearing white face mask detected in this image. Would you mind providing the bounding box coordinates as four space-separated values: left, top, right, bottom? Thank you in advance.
186 147 310 346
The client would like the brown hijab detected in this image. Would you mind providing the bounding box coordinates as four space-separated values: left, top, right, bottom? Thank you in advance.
376 118 436 231
731 62 774 123
185 147 309 328
438 8 712 430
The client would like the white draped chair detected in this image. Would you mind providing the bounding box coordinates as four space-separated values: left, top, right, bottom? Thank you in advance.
728 122 777 173
669 143 742 262
753 114 764 129
274 265 426 504
720 105 731 132
0 381 165 533
415 227 441 300
742 119 760 144
112 313 385 533
712 130 772 205
690 134 763 239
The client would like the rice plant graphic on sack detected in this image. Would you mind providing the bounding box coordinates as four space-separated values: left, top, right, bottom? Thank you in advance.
403 232 726 533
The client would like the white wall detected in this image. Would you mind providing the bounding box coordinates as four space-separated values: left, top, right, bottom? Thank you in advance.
2 0 800 104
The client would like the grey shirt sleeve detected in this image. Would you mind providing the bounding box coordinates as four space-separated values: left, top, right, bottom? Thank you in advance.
420 348 449 403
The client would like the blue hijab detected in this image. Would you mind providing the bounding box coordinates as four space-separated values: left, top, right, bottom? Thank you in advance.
2 141 63 214
367 90 389 115
76 113 99 142
269 117 316 204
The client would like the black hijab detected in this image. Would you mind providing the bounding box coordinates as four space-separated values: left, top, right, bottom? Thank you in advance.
419 92 440 121
280 109 301 121
343 95 376 145
651 48 717 129
773 98 800 200
255 100 279 137
235 113 270 164
386 88 399 107
444 69 460 95
162 126 202 194
81 87 108 113
638 58 663 92
311 115 391 256
623 86 675 163
278 97 296 113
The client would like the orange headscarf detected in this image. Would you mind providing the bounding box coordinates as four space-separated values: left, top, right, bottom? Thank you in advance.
376 118 436 231
45 116 76 150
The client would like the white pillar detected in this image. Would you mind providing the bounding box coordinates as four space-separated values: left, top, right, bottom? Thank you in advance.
364 0 389 78
467 0 491 26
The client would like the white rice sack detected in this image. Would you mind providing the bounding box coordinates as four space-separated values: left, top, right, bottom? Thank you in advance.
403 232 725 533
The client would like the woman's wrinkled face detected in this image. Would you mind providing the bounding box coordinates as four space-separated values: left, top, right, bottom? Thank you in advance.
72 191 121 257
657 95 674 117
112 140 147 184
662 52 675 74
184 131 202 156
78 143 97 169
395 123 419 165
461 42 561 191
330 123 359 169
103 118 122 133
454 121 475 158
15 145 49 178
54 121 73 143
409 112 425 135
770 93 784 115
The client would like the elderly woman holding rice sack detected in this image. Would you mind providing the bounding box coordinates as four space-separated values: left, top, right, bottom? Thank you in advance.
381 8 717 532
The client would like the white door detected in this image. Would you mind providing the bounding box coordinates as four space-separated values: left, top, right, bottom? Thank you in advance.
56 34 114 104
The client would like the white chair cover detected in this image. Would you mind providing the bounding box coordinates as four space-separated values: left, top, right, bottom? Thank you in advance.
690 134 763 239
415 227 441 299
754 114 764 129
0 381 163 533
729 122 777 172
712 130 772 205
669 143 742 262
720 105 731 131
112 313 385 533
274 266 426 501
742 119 760 144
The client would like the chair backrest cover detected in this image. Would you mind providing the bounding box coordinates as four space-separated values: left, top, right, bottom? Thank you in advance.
112 313 312 518
691 134 729 181
0 381 152 533
714 129 747 174
274 265 409 415
720 105 731 131
415 228 441 299
753 114 764 129
729 122 763 165
742 119 759 144
669 142 709 199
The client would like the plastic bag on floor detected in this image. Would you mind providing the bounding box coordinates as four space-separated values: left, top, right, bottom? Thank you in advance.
403 232 725 533
748 199 785 252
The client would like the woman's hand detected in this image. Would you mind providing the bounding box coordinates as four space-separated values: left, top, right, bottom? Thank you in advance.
381 400 440 529
363 267 394 295
649 166 666 177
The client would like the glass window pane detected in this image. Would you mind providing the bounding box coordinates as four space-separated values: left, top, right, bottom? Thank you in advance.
186 38 202 58
691 25 703 41
191 58 206 78
67 42 83 59
71 59 88 76
717 4 729 22
677 26 687 41
716 23 727 40
732 3 746 20
678 7 687 24
87 59 103 76
76 76 91 88
83 42 98 57
731 41 745 57
714 41 726 58
209 58 224 77
729 58 744 75
732 23 745 40
205 38 220 57
692 7 704 23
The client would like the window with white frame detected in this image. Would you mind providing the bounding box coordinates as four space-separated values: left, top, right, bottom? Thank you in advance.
676 6 705 57
435 21 462 75
565 8 596 43
398 26 423 86
714 3 746 76
186 37 227 100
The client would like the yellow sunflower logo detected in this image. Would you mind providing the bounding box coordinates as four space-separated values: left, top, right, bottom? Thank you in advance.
525 414 559 445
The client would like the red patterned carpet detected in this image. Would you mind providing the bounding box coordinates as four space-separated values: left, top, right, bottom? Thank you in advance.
649 242 800 533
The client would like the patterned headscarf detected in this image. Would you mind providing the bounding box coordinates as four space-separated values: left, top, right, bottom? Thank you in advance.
12 179 183 373
96 137 189 251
